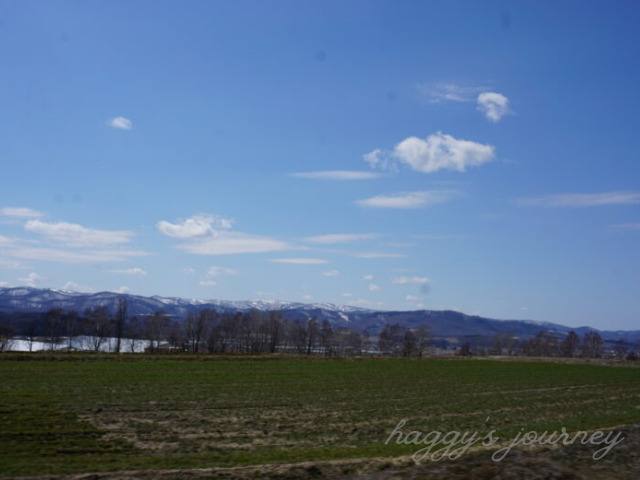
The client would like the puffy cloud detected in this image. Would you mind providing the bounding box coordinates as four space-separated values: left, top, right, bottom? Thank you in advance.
304 233 376 244
322 269 340 277
19 272 44 287
291 171 380 180
156 215 233 239
364 132 495 174
158 214 288 255
368 283 381 292
0 207 44 218
393 133 495 173
363 274 374 281
182 267 196 275
108 267 148 276
356 190 459 209
107 116 133 130
25 220 133 247
518 192 640 207
268 258 328 264
477 92 511 122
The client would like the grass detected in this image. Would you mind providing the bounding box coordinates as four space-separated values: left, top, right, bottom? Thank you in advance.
1 354 639 477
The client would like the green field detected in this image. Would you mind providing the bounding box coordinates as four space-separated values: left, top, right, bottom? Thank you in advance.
1 355 639 477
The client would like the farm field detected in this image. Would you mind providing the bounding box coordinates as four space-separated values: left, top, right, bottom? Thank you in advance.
0 355 639 479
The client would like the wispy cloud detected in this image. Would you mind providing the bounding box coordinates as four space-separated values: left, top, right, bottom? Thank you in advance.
368 283 380 292
611 223 640 230
199 279 217 287
356 190 460 209
206 266 239 277
108 267 148 276
518 192 640 208
393 276 431 285
0 207 44 218
353 252 406 259
477 92 512 122
9 247 148 263
290 171 381 180
25 220 133 247
158 214 288 255
416 83 486 103
304 233 377 244
322 269 340 277
107 116 133 130
268 258 328 265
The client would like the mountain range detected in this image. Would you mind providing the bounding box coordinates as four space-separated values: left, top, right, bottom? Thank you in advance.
1 287 639 345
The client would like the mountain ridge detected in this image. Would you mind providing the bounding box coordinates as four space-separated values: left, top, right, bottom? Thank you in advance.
1 287 639 344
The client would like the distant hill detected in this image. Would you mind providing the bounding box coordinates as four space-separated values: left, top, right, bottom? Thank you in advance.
1 287 639 345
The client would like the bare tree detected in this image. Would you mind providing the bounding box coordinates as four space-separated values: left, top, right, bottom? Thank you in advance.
114 298 128 353
560 331 580 358
582 331 604 358
0 323 14 352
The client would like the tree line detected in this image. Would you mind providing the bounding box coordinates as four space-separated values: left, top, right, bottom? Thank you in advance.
0 300 638 360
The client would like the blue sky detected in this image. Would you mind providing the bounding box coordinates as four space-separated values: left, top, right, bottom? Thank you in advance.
1 0 640 329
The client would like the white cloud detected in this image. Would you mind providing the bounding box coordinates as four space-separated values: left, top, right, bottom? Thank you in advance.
109 267 148 276
393 133 495 173
62 281 94 293
0 281 8 287
25 220 133 247
8 247 147 263
611 223 640 230
406 294 420 302
199 280 217 287
156 215 233 239
393 276 431 285
0 235 18 247
323 269 340 277
291 171 381 180
304 233 377 244
477 92 511 122
20 272 44 287
158 214 288 255
518 192 640 208
341 292 353 298
269 258 328 265
182 267 196 275
363 274 374 281
368 283 381 292
180 232 288 255
416 83 487 103
355 190 460 209
302 294 313 300
354 252 406 259
0 207 44 218
206 266 239 277
364 133 495 175
113 286 130 294
363 150 395 171
107 116 133 130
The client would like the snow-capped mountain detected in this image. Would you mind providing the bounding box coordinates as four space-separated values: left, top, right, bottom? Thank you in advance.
1 287 639 343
